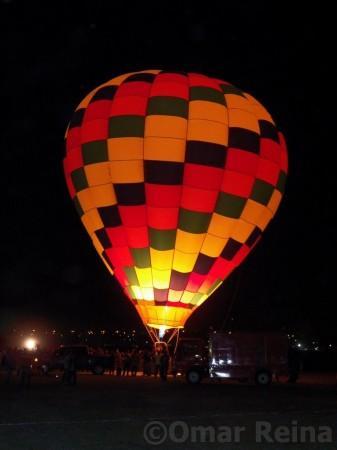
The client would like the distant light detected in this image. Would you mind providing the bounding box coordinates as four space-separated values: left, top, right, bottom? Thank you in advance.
297 343 302 348
219 359 224 365
314 346 319 351
24 338 37 351
227 359 232 364
34 357 38 362
176 372 182 376
228 331 232 335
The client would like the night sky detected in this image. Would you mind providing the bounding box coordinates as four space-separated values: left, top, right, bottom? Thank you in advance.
2 1 336 337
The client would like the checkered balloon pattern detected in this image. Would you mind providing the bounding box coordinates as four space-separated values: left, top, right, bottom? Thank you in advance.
64 70 288 330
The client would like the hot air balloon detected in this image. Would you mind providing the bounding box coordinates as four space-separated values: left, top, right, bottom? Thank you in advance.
63 70 287 342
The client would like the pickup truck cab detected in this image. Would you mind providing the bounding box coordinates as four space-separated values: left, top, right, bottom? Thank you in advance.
41 345 113 375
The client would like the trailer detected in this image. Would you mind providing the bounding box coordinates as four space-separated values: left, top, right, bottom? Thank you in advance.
173 331 289 385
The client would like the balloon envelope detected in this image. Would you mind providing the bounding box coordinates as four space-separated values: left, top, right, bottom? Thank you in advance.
64 70 288 330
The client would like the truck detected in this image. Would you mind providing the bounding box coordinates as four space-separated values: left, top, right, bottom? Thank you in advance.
173 331 290 385
40 345 113 375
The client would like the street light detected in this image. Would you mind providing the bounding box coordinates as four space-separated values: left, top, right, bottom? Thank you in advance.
24 338 37 351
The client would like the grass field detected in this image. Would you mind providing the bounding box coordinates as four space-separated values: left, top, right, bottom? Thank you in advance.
0 372 336 450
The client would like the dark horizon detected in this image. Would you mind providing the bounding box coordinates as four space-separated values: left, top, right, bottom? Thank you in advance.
2 2 336 338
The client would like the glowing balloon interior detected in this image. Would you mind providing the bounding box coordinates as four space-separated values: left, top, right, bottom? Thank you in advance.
64 70 287 333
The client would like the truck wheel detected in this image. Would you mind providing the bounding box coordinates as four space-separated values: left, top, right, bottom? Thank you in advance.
92 365 105 376
186 369 202 384
255 370 272 386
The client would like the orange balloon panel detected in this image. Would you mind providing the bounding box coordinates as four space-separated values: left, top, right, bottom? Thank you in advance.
64 70 288 330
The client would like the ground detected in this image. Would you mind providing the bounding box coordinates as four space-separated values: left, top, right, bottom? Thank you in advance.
1 372 336 450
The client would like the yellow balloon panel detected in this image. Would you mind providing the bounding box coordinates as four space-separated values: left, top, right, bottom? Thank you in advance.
144 137 186 162
150 249 174 270
135 304 192 329
187 119 228 146
228 109 260 133
172 251 199 273
109 160 144 184
188 100 228 123
89 184 117 208
84 162 111 186
175 230 205 253
146 115 187 139
108 137 144 161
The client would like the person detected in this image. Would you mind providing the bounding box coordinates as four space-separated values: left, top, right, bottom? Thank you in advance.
1 349 15 384
159 349 170 381
17 349 32 388
63 351 77 385
106 349 114 375
122 351 131 376
114 349 122 376
287 346 301 383
130 349 139 376
142 350 152 376
153 350 161 377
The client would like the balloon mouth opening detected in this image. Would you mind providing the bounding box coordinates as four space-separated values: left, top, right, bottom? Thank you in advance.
147 323 184 331
145 324 182 345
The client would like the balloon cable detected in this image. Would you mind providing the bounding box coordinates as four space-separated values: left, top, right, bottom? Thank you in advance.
220 267 244 331
173 328 180 355
145 325 158 345
167 328 179 344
